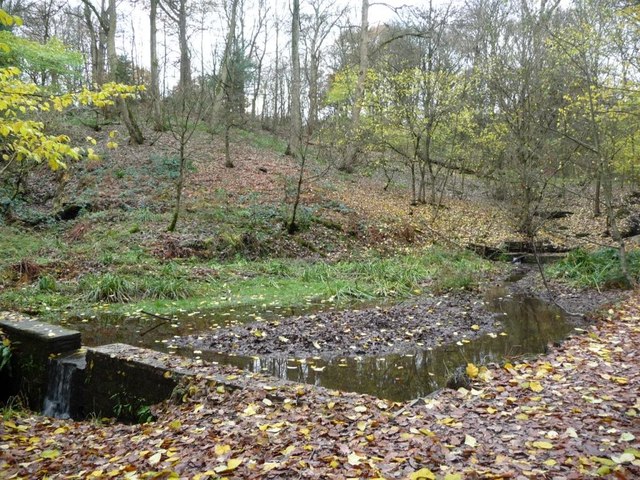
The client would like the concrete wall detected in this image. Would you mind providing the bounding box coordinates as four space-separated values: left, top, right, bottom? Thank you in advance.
1 316 245 422
0 318 81 410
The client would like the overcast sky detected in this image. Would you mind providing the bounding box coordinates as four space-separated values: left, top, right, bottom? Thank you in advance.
106 0 463 87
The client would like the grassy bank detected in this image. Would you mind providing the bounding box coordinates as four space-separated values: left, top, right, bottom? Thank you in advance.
0 218 495 320
548 247 640 289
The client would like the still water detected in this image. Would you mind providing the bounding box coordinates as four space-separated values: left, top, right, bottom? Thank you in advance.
61 284 584 401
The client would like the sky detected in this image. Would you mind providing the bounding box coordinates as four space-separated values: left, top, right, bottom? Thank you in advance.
81 0 463 87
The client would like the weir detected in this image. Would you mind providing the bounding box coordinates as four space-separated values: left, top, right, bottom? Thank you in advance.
42 351 86 419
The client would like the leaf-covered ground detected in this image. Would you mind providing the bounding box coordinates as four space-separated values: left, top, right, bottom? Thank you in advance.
1 293 639 479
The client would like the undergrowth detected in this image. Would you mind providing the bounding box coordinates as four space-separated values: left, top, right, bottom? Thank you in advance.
548 247 640 289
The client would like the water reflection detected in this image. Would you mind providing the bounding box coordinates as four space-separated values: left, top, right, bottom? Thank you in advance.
60 284 584 402
61 302 339 351
177 288 581 401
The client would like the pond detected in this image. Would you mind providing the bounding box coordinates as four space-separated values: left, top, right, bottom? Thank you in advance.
60 278 586 402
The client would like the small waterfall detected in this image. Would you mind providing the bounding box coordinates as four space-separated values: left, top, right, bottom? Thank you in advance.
42 351 86 419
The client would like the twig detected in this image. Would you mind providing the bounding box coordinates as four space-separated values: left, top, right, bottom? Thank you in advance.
530 235 584 317
139 310 173 336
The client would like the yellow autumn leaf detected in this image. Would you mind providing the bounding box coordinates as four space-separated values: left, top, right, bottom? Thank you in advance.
409 467 436 479
281 445 295 455
532 441 554 449
529 381 544 392
466 363 479 378
347 452 363 466
41 449 61 459
471 324 480 331
478 366 493 382
148 452 162 465
242 404 257 416
444 474 463 480
226 457 243 471
214 457 243 473
214 444 231 456
464 434 478 447
262 462 280 471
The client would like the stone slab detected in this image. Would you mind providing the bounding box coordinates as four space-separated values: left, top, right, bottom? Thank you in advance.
0 315 82 409
0 318 81 353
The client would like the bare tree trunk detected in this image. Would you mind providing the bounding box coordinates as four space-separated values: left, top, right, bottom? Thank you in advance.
307 53 319 135
594 172 601 216
410 162 416 205
287 150 306 234
251 30 267 119
107 0 144 144
211 0 239 125
287 0 302 156
272 17 280 130
224 123 233 168
168 142 186 232
178 0 191 91
339 0 368 172
150 0 163 130
82 1 106 86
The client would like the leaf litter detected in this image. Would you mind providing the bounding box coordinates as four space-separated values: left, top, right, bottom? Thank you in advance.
1 293 639 478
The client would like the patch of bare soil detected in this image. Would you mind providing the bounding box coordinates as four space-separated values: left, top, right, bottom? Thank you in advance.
507 265 624 315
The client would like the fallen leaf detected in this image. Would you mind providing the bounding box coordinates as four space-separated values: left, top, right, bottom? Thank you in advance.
408 467 436 479
464 434 478 448
532 441 553 450
40 449 60 459
348 452 363 466
214 444 231 456
148 452 162 465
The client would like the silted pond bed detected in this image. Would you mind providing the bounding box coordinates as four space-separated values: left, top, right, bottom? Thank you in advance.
170 278 596 401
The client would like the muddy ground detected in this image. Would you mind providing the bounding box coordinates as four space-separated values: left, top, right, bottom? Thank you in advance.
173 266 622 359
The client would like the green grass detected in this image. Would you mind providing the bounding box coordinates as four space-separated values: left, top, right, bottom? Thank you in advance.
232 128 287 153
547 247 640 289
0 231 495 320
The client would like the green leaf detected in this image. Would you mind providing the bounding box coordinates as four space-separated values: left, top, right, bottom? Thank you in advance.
41 449 60 459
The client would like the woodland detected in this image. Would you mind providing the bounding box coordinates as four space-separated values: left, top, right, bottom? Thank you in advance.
0 0 639 478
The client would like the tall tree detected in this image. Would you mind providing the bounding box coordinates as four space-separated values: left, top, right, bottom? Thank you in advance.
106 0 144 144
553 0 638 285
149 0 163 130
159 0 191 91
302 0 345 135
339 0 368 172
288 0 302 156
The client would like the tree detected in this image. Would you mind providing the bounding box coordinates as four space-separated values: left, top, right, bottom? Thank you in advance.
480 0 565 236
79 0 108 87
553 0 639 285
339 0 368 173
79 0 144 144
287 0 302 157
0 31 83 89
0 8 141 192
149 0 163 130
301 0 345 135
159 0 192 91
106 0 143 145
166 86 210 232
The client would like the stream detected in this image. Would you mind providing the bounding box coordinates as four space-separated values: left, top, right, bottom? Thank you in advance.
58 272 588 402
